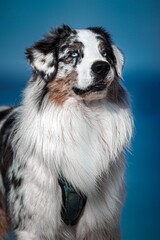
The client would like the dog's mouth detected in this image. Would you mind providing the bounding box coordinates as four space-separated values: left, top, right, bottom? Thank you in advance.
72 82 107 96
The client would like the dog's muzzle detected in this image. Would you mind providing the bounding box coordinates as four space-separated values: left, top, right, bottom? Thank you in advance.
73 61 110 96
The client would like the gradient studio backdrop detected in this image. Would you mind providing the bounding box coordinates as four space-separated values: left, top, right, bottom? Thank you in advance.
0 0 160 239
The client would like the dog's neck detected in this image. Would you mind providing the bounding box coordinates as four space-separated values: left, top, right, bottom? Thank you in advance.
15 84 133 193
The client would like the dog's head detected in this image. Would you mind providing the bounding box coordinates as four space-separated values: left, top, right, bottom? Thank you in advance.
26 25 124 104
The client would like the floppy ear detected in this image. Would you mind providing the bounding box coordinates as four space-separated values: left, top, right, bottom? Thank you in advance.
112 45 124 79
26 25 74 82
26 40 57 82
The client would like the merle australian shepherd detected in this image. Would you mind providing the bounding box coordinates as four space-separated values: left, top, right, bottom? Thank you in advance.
0 25 133 240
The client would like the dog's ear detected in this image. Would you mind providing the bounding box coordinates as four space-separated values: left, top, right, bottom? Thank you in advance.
26 25 74 81
112 45 124 79
26 38 57 82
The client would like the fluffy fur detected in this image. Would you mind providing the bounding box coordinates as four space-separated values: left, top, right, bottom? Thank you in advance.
0 25 133 240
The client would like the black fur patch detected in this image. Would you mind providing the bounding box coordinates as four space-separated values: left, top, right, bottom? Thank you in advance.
37 82 48 110
10 172 23 189
0 110 16 181
0 108 12 122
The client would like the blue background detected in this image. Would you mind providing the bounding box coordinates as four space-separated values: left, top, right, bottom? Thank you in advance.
0 0 160 239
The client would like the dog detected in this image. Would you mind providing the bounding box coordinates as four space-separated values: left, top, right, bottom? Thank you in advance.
0 25 133 240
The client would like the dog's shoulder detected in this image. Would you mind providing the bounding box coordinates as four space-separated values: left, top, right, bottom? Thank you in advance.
0 106 20 179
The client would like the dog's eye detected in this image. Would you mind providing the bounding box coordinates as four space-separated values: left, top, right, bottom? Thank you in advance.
102 50 107 57
70 51 79 58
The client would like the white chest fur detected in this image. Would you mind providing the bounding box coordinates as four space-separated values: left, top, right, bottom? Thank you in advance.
16 97 133 193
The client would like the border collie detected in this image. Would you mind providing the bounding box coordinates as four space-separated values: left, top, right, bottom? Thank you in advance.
0 25 133 240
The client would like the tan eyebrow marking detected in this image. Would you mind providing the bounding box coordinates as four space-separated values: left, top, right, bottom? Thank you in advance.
61 41 83 52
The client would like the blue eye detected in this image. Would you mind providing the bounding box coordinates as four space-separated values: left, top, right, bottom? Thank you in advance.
70 51 79 58
102 51 107 57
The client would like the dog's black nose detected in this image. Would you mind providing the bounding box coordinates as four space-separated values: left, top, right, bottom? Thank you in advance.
91 61 110 77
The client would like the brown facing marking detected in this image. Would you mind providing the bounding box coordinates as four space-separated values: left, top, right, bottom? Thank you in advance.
48 71 77 105
72 41 83 49
0 191 9 238
63 41 83 52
